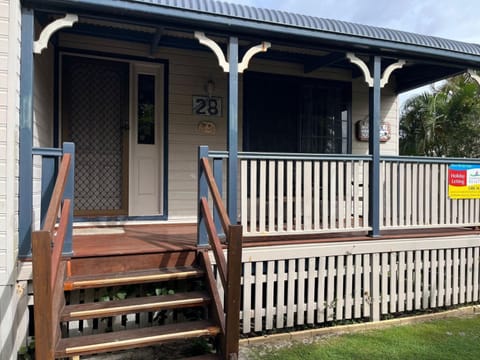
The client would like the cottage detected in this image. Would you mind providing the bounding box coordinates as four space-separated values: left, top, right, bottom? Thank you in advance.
2 0 480 358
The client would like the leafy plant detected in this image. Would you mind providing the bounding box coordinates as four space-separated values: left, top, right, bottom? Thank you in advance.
400 74 480 157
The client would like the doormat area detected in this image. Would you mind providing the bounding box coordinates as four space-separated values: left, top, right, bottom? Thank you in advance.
73 227 125 236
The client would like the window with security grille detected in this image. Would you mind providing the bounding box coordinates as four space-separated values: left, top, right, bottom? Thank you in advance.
243 72 351 154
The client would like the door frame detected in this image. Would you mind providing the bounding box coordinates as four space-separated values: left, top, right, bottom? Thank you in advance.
57 48 170 221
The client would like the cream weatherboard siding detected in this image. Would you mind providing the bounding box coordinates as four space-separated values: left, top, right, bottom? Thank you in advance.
55 33 398 220
32 29 54 230
351 77 399 155
1 1 29 359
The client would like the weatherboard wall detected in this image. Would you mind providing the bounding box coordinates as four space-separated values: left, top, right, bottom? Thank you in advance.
56 33 398 220
1 0 29 358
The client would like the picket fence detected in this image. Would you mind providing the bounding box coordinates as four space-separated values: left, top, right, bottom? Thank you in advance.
64 235 480 336
213 235 480 334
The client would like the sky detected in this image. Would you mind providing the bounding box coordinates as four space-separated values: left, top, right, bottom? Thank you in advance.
230 0 480 44
229 0 480 104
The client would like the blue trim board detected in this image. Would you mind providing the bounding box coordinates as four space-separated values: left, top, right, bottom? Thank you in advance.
19 8 35 258
162 61 169 218
368 56 382 237
197 145 209 246
53 44 60 148
62 142 75 255
57 47 169 66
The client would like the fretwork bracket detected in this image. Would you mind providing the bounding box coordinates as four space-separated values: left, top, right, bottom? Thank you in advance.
194 31 271 73
34 14 78 54
346 52 406 88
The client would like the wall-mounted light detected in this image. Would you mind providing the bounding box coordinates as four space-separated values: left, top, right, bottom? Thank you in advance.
205 80 215 98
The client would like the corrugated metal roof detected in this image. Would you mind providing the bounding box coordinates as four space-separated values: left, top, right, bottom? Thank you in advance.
130 0 480 57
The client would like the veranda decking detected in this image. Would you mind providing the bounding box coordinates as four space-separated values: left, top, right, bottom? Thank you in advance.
71 223 480 258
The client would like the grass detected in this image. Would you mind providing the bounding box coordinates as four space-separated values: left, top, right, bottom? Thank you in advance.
249 315 480 360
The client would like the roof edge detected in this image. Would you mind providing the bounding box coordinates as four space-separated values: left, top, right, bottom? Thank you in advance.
25 0 480 66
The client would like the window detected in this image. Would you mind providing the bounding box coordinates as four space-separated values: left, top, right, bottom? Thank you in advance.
243 72 351 154
137 74 155 144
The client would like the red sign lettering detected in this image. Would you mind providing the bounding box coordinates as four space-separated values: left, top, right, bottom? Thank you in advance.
448 169 467 186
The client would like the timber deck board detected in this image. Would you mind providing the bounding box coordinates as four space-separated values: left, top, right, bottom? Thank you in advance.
61 291 211 320
72 223 197 257
64 266 204 290
70 223 480 259
55 320 220 357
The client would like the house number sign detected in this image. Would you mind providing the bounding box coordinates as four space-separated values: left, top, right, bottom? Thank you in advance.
193 96 222 116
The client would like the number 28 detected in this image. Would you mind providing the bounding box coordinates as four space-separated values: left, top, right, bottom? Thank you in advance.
194 97 220 116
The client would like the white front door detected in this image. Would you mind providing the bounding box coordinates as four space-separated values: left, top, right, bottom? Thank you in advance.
129 63 164 216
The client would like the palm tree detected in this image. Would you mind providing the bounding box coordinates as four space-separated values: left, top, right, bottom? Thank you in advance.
400 74 480 158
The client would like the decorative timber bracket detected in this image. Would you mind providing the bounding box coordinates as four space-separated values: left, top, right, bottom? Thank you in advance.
346 52 406 88
194 31 271 73
34 13 78 54
467 69 480 85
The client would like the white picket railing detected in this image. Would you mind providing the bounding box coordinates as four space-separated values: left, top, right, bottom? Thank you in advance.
238 153 371 236
211 235 480 334
205 151 480 237
380 159 480 230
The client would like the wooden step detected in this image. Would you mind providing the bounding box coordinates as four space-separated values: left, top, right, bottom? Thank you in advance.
64 266 204 290
180 354 219 359
61 291 211 320
68 250 198 276
55 320 220 357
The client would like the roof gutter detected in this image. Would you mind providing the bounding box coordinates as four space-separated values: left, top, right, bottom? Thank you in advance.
24 0 480 67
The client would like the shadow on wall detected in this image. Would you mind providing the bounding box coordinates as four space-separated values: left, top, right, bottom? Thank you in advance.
0 270 29 360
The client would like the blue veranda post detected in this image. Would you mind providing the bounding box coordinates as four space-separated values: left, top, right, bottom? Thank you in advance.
227 37 239 224
369 56 382 237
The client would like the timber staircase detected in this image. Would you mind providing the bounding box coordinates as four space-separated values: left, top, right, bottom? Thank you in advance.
54 251 220 358
32 148 242 359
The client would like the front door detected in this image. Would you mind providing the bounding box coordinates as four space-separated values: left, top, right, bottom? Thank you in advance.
62 55 130 216
129 64 164 216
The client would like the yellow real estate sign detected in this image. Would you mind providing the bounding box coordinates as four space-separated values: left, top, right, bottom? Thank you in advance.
448 165 480 199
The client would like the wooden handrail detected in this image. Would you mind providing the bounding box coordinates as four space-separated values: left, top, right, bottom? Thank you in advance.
224 224 242 358
199 250 226 335
199 151 242 360
43 153 71 234
200 157 230 234
200 197 227 287
50 198 70 289
32 151 73 360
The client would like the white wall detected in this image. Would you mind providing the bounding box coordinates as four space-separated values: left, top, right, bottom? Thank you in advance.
0 1 29 358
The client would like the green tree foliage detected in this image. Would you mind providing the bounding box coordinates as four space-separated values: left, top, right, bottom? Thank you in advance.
400 75 480 157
